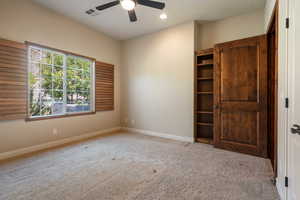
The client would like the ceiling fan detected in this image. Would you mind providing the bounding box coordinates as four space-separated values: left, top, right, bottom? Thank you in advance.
86 0 165 22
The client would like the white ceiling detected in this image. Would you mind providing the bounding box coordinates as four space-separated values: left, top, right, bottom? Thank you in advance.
33 0 266 40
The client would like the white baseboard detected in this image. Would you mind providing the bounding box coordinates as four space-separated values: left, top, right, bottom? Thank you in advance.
122 127 194 143
0 127 121 161
276 178 285 200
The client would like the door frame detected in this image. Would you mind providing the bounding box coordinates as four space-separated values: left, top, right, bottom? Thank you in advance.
287 0 300 199
274 0 289 199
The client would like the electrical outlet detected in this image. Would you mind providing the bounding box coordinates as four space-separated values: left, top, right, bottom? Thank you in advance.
53 128 58 135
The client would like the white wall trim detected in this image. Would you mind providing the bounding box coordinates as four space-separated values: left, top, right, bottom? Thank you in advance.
276 178 285 200
276 0 289 199
122 127 195 143
0 127 121 161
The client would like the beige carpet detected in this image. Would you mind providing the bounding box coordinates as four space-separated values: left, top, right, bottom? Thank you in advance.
0 132 279 200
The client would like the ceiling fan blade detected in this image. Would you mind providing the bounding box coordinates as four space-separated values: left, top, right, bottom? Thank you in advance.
128 10 137 22
137 0 165 9
96 1 120 11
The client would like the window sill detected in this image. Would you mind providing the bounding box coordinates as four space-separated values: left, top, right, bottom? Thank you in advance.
25 111 96 122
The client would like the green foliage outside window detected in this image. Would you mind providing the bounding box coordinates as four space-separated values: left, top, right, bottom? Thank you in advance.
29 47 93 117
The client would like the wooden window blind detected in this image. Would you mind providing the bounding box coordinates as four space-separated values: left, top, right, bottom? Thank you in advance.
95 61 114 111
0 39 27 120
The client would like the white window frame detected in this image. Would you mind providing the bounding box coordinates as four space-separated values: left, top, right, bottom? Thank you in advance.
27 45 95 119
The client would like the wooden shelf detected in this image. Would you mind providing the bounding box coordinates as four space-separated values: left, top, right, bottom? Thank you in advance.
197 63 213 66
197 111 213 114
196 137 213 144
197 92 213 95
196 48 214 57
197 53 212 57
197 77 213 80
197 122 213 126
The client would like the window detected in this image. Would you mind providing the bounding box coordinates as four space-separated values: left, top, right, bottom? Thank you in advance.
28 46 94 118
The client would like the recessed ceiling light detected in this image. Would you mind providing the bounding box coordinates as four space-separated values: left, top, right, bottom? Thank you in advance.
160 13 167 20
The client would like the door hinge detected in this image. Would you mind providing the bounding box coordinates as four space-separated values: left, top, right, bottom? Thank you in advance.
285 98 289 108
286 18 290 29
285 176 289 187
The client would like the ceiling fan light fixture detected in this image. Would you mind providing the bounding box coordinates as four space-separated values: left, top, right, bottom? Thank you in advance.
160 13 167 20
121 0 136 11
88 0 166 22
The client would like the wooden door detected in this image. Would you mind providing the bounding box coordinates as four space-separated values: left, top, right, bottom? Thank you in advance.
267 3 278 175
214 35 268 158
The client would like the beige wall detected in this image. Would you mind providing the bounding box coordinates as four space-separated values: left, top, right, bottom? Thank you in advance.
121 22 195 139
197 9 265 50
264 0 276 32
121 10 264 139
0 0 121 153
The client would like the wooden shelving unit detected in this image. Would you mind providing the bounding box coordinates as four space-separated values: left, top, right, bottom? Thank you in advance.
195 48 214 144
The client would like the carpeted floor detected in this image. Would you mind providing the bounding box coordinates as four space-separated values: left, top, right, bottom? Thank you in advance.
0 132 279 200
